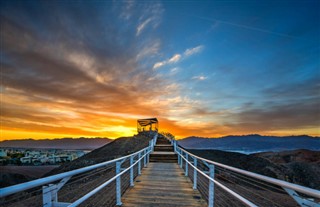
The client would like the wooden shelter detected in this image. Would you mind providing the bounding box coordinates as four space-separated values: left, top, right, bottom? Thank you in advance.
137 118 158 133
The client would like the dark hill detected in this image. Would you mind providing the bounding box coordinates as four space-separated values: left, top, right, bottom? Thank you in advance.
254 149 320 189
45 133 153 176
187 149 320 190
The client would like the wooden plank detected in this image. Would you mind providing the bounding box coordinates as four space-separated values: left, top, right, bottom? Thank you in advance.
151 152 176 155
121 163 207 207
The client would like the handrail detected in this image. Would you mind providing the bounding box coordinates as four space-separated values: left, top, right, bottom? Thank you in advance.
177 146 320 199
176 150 258 207
68 147 151 207
0 134 158 201
0 147 145 197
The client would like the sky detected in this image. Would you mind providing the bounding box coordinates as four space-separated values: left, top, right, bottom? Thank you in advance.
0 0 319 140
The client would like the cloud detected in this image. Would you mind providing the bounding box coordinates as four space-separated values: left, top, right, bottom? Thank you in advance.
119 0 135 20
0 1 175 139
227 99 320 134
168 54 181 63
135 3 164 36
192 75 207 81
136 39 161 60
153 45 204 69
136 17 152 36
184 45 204 56
153 62 165 69
153 54 181 69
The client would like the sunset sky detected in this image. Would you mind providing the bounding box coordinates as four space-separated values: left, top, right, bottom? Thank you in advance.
1 0 319 140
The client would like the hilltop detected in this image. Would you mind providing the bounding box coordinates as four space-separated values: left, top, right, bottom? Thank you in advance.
0 137 112 150
179 134 320 153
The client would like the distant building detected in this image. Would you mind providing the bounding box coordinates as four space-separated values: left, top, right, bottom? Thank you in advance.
20 157 32 164
0 149 7 157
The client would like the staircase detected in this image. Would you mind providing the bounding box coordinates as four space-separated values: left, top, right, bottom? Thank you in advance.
150 135 178 163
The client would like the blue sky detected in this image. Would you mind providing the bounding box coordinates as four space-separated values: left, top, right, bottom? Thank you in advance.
1 0 319 139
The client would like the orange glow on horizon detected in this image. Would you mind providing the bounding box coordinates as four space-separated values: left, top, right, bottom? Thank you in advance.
1 119 319 141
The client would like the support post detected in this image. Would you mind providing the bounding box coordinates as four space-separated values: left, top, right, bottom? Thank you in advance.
147 147 150 164
116 162 122 206
130 155 134 187
185 153 188 176
283 188 317 207
180 151 183 168
42 177 71 207
193 158 197 190
138 152 141 175
144 149 147 167
178 151 181 165
209 165 215 207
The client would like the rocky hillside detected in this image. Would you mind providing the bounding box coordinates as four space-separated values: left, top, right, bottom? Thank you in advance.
254 149 320 189
187 149 320 190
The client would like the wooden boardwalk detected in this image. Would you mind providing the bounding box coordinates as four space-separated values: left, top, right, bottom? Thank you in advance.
122 162 207 207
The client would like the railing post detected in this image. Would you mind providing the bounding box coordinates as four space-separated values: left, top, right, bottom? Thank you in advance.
116 162 122 206
185 153 188 176
180 151 183 168
43 184 54 207
144 149 147 167
193 158 197 190
42 177 70 207
138 152 141 175
209 165 215 207
130 155 134 187
178 149 181 165
147 146 150 164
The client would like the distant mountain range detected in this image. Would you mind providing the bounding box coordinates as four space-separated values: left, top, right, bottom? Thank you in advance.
178 135 320 154
0 138 112 150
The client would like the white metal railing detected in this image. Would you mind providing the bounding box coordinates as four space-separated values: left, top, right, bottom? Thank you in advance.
170 139 320 207
0 133 158 207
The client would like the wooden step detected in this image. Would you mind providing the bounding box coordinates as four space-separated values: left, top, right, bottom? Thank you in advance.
150 152 178 163
156 141 171 145
156 138 171 144
149 159 177 163
154 145 174 151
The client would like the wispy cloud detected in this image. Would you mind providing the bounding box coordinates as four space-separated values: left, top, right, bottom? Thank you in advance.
136 17 152 36
192 75 207 81
136 39 161 60
153 45 204 70
119 0 135 20
168 54 181 63
184 45 204 57
153 54 181 69
135 3 163 36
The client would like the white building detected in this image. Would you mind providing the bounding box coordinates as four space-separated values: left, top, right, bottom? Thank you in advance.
20 157 32 164
0 149 7 157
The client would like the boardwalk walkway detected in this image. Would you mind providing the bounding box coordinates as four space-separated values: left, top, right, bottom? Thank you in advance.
122 135 207 207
